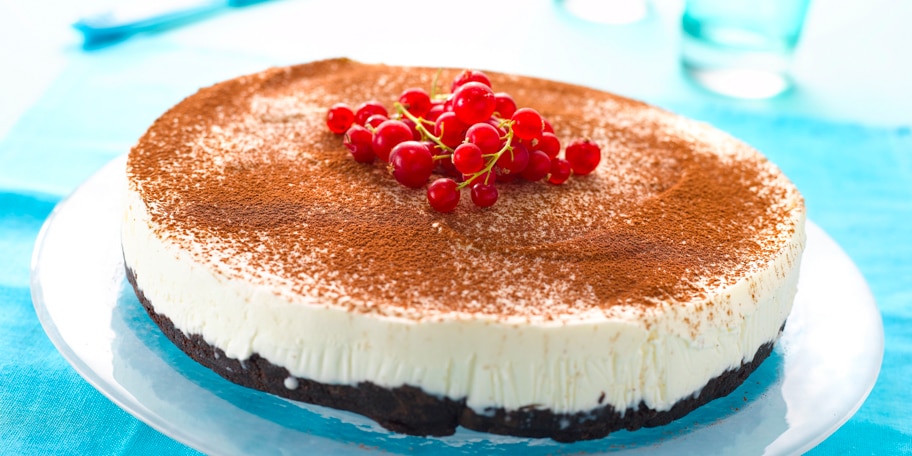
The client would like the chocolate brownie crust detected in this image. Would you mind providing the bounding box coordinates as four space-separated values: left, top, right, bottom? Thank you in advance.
127 265 778 442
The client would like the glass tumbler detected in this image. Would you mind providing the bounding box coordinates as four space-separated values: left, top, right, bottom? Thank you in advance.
681 0 812 99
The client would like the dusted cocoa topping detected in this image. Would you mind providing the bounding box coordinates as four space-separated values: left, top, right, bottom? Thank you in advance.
127 58 802 320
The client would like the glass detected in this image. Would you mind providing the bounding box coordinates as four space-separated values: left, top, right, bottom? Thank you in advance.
681 0 812 99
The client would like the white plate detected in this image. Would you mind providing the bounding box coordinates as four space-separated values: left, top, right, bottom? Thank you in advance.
31 156 883 455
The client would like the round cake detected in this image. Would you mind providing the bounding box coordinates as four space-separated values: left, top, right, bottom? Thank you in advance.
122 58 806 442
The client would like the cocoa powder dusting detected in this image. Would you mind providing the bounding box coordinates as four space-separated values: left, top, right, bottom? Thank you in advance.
126 58 804 320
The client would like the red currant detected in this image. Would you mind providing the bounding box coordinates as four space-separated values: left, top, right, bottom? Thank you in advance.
372 120 413 162
521 149 551 181
434 112 469 149
451 70 491 91
389 141 434 188
401 118 422 140
496 141 529 174
426 103 446 122
453 143 485 174
436 151 462 178
354 101 388 126
548 158 572 185
427 178 460 212
565 139 601 175
485 118 507 135
329 68 602 212
326 103 354 134
399 88 432 118
471 183 498 208
466 122 503 155
426 140 446 156
493 93 517 119
537 132 561 159
543 118 554 134
364 113 388 129
451 82 496 125
343 124 374 163
511 108 544 141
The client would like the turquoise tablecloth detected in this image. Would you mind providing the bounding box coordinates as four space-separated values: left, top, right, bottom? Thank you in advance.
1 25 911 456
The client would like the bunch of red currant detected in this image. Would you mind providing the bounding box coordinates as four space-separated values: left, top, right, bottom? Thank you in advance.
325 70 601 212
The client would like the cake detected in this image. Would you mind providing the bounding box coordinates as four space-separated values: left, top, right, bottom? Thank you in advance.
121 58 806 442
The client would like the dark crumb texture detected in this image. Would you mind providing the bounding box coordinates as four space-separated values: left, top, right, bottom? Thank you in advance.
127 265 778 442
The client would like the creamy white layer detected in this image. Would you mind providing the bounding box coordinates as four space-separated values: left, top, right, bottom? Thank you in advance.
122 185 805 414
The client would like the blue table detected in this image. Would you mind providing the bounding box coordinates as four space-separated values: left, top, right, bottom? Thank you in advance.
1 1 910 453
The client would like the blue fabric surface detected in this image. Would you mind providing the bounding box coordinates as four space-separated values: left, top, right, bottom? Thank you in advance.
1 50 910 454
0 192 201 456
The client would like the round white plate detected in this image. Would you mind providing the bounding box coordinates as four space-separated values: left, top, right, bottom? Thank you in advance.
31 156 883 455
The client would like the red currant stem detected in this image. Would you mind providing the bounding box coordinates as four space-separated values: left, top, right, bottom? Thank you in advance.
430 68 443 99
432 154 451 161
394 102 453 153
457 127 515 190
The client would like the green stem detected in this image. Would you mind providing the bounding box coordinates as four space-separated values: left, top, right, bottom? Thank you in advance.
457 127 515 190
394 102 453 153
430 68 443 99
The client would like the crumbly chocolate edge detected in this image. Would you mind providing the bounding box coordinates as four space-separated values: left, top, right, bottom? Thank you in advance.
126 265 780 443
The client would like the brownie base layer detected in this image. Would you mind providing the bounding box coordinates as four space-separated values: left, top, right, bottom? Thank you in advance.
126 265 779 442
